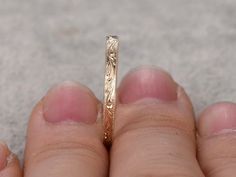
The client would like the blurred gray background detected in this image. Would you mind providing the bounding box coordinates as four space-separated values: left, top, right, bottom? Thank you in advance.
0 0 235 160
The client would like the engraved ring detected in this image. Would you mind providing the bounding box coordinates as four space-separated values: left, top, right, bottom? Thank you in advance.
103 36 119 146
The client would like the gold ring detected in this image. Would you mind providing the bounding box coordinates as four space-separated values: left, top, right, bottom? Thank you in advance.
103 35 119 146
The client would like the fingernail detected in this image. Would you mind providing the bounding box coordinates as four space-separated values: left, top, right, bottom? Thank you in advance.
0 141 8 171
43 81 98 124
119 66 178 104
199 102 236 136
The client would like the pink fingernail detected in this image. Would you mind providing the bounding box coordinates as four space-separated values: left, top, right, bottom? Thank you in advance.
119 66 178 104
43 81 98 124
200 102 236 136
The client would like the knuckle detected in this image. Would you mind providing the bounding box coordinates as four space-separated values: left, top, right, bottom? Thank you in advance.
27 139 105 165
135 174 194 177
132 165 201 177
115 104 195 140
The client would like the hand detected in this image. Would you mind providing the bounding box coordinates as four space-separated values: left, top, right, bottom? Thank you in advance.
1 66 235 177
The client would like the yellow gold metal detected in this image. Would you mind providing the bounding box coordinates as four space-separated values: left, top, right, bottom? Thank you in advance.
103 36 119 146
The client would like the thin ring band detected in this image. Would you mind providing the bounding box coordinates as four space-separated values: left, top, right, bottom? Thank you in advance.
103 36 119 146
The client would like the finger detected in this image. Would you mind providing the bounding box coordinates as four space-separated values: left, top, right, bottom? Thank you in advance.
0 141 22 177
24 81 108 177
198 102 236 177
110 66 204 177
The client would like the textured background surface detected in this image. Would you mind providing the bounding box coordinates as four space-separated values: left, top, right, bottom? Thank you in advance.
0 0 235 161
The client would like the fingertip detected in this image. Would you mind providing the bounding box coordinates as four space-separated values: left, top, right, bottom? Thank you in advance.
0 141 9 171
112 66 202 177
25 81 108 177
0 141 22 177
118 66 194 117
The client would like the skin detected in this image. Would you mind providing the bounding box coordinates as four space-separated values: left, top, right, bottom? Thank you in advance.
0 66 236 177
